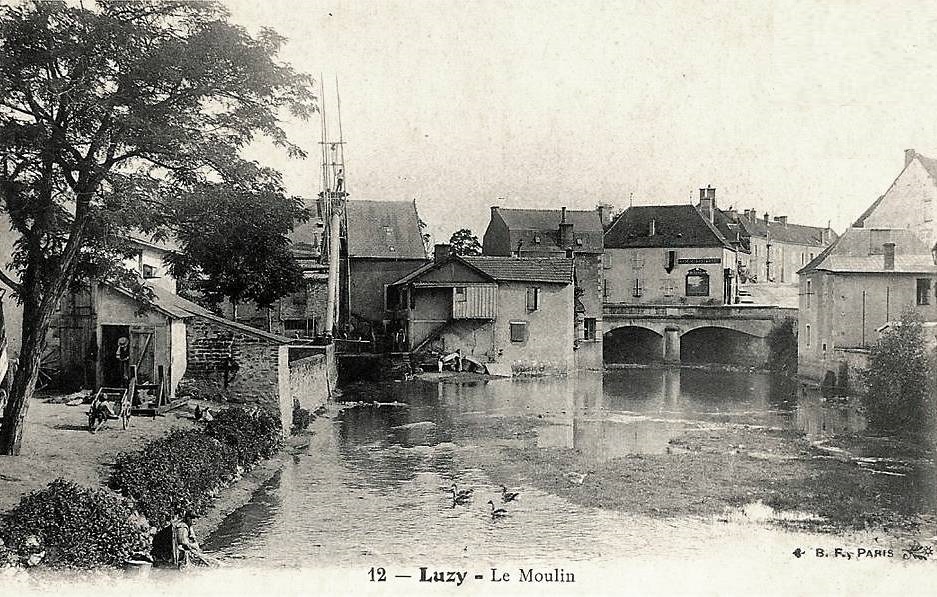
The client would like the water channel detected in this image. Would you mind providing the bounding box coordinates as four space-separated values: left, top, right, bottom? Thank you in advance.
201 368 933 569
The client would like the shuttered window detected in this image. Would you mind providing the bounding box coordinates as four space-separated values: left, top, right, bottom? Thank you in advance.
583 318 596 340
526 287 540 311
510 321 528 343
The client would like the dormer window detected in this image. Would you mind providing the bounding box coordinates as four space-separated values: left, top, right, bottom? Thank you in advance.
575 238 583 246
142 264 158 279
533 235 541 243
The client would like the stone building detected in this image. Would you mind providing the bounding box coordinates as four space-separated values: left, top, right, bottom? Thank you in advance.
796 226 937 388
343 199 429 331
701 186 835 285
603 204 742 306
854 149 937 250
387 248 576 375
482 205 604 369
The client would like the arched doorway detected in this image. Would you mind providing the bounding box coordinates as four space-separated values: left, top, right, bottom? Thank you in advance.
603 326 663 364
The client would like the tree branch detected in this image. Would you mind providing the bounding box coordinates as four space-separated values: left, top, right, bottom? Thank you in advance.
0 269 23 295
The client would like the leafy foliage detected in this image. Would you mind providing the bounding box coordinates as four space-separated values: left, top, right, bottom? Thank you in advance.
0 479 150 569
0 0 314 453
202 406 283 468
860 309 935 437
448 228 482 256
111 428 239 528
765 318 797 374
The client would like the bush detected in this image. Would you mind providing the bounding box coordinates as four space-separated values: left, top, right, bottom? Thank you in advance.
292 399 312 433
860 308 936 437
202 407 283 468
111 428 239 528
0 479 150 569
766 317 797 374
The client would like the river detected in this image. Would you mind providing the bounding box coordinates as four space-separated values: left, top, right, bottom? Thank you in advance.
200 368 932 570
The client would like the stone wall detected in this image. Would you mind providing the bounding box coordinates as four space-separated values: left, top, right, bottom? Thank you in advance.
184 316 284 407
289 353 331 414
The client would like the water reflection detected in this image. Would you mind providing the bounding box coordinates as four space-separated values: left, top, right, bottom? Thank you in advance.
202 368 937 568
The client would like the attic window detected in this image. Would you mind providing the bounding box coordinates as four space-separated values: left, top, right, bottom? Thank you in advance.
383 226 392 234
388 246 396 252
534 235 541 243
576 238 583 246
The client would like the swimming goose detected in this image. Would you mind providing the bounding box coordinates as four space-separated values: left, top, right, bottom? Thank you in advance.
488 500 508 518
449 488 472 506
449 483 473 499
500 485 520 502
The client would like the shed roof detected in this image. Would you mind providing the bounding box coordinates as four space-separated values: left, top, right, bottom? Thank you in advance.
345 200 427 259
604 205 734 250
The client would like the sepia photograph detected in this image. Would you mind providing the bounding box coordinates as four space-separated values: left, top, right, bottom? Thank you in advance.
0 0 936 595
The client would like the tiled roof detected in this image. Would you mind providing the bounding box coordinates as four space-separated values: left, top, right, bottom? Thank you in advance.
731 213 833 247
459 256 574 284
799 227 937 275
345 200 427 259
495 208 604 252
604 205 733 250
110 283 294 344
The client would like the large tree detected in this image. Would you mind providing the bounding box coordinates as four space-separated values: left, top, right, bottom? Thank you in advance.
0 0 314 454
165 169 308 317
448 228 482 256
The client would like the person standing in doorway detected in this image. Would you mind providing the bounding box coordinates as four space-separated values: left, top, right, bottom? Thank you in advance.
116 337 130 385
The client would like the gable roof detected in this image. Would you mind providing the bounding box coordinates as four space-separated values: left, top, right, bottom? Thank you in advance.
493 208 604 253
391 256 574 286
604 205 734 250
460 256 574 284
730 212 834 247
798 227 936 275
345 200 427 259
855 150 937 228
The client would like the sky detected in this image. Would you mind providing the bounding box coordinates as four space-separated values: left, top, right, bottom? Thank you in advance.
223 0 937 245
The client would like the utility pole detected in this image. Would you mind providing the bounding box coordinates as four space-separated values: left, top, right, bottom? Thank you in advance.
319 77 348 337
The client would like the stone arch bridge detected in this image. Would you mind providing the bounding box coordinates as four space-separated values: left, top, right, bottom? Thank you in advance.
602 304 797 366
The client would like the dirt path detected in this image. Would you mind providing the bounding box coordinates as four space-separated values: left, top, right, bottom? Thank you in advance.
0 397 194 512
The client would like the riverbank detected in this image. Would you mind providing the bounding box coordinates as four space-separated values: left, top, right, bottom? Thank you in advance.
452 414 937 541
0 397 194 512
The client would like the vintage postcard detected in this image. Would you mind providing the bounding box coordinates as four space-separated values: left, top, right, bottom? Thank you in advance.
0 1 935 595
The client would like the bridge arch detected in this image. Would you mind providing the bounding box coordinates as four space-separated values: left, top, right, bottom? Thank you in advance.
604 325 663 364
679 326 768 366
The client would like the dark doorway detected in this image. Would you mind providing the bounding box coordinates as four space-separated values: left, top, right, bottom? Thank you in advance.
101 325 130 387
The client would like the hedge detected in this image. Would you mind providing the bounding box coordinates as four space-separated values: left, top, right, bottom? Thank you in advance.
201 407 283 469
0 479 150 569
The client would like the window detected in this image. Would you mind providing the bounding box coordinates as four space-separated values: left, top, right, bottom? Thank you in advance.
526 287 541 311
283 318 316 333
455 286 467 302
141 264 157 279
510 321 528 343
918 278 933 305
805 279 812 309
685 268 710 297
583 318 596 340
533 235 541 244
631 253 645 269
576 238 583 246
602 252 612 270
603 279 609 299
632 278 644 297
822 341 827 354
664 250 677 272
661 278 677 297
805 324 811 348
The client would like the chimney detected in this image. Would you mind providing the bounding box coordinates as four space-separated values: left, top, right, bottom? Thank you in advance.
774 216 788 225
905 149 916 168
558 206 574 247
883 242 895 270
434 243 450 263
596 203 613 228
490 205 500 218
763 212 769 227
648 218 656 236
698 186 715 223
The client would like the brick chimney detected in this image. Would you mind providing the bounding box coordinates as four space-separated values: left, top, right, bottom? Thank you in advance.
558 206 574 247
883 242 895 270
434 243 450 263
699 186 716 223
905 148 916 168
